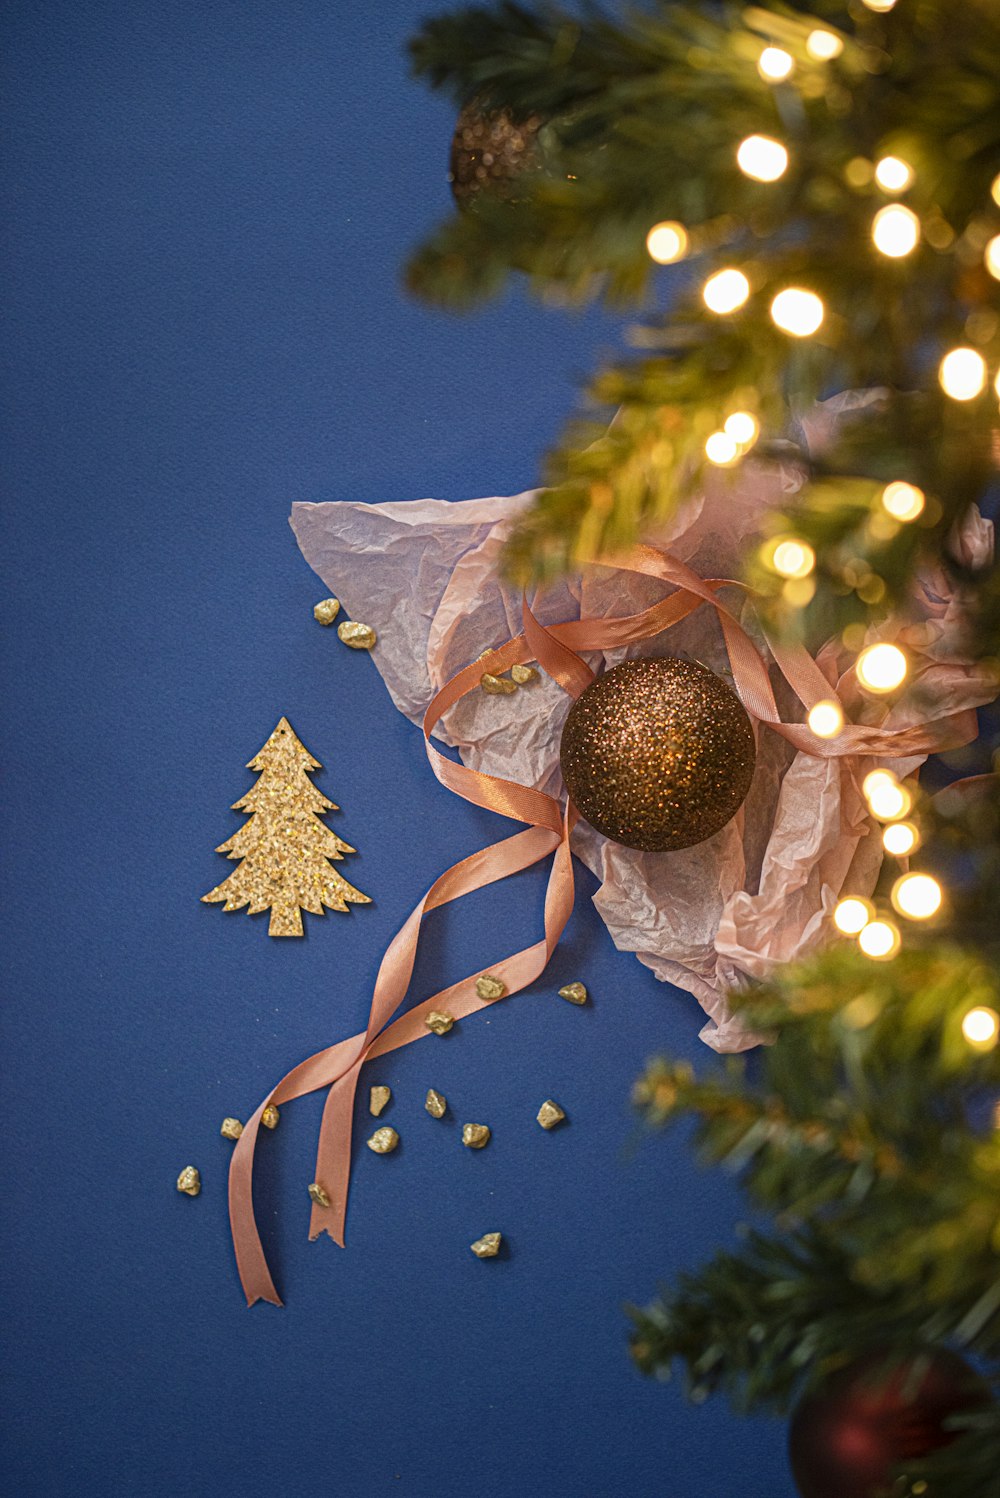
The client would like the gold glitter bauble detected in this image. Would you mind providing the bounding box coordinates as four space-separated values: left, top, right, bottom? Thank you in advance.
449 99 545 207
559 658 756 852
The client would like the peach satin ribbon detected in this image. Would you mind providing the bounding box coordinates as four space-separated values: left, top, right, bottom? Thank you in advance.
228 548 978 1305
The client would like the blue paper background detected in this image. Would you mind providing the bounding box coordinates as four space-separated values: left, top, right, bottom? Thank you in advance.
2 3 798 1494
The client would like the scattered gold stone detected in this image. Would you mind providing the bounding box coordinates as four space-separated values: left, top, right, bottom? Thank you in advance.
558 981 588 1005
313 597 341 626
470 1232 502 1258
425 1088 447 1118
425 1010 455 1035
176 1166 201 1196
369 1085 391 1117
480 671 517 695
261 1105 280 1130
537 1100 566 1130
462 1122 491 1149
476 973 506 1001
367 1126 400 1154
337 620 377 650
308 1181 331 1207
220 1117 244 1141
511 663 540 685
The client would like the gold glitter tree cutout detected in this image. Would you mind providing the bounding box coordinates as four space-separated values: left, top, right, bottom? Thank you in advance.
201 717 370 937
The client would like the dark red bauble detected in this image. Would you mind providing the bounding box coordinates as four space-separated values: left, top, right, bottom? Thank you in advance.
789 1349 989 1498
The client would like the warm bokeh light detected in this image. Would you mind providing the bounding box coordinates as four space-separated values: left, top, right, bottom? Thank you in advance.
872 203 920 258
771 538 816 579
770 287 824 337
703 268 751 314
758 47 794 82
939 347 987 401
705 431 739 465
874 156 913 192
724 411 759 447
646 221 689 264
858 919 901 960
882 821 919 856
833 897 873 936
862 769 912 822
993 174 1000 208
737 135 789 183
806 29 843 60
856 642 907 693
881 481 925 522
807 699 845 739
985 235 1000 281
862 0 897 10
892 872 942 921
962 1006 1000 1050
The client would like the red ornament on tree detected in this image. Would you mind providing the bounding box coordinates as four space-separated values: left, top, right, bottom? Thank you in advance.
788 1349 989 1498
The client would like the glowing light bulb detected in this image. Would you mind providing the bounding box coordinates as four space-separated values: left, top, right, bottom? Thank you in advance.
858 919 900 960
862 0 897 11
862 769 912 821
939 347 987 401
880 481 925 522
807 699 845 739
882 821 919 856
856 642 907 693
646 221 689 264
985 235 1000 281
705 431 739 465
962 1006 1000 1049
771 538 815 579
874 156 913 193
833 897 873 935
758 47 794 82
872 204 920 258
724 411 758 447
770 287 824 337
703 268 751 314
737 135 789 183
891 872 942 921
806 29 843 60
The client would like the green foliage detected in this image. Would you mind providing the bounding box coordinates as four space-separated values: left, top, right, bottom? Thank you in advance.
408 1 1000 637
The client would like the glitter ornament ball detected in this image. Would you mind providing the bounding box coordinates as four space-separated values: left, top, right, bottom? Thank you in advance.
559 658 756 852
449 99 545 207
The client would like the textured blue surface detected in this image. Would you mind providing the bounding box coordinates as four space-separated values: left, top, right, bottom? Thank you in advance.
1 4 797 1495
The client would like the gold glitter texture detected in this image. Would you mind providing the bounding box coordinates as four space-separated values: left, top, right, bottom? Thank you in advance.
537 1100 566 1130
220 1117 244 1141
558 981 588 1005
475 974 506 1001
313 597 340 626
559 658 756 852
367 1126 399 1154
462 1123 491 1149
369 1086 391 1117
201 718 370 938
337 621 377 650
470 1232 502 1258
261 1105 280 1130
176 1166 201 1196
425 1088 447 1118
425 1011 455 1035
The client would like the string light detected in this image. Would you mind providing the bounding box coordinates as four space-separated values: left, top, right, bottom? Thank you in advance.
862 769 912 821
939 347 987 401
985 235 1000 281
962 1006 1000 1050
646 221 689 264
758 47 794 82
874 156 913 192
724 411 758 448
856 642 907 693
806 30 843 60
833 897 873 935
872 204 920 258
770 287 824 336
703 268 751 313
737 135 789 183
881 481 925 522
705 431 739 465
891 872 942 921
882 821 919 856
807 699 845 739
858 919 901 960
770 538 815 578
